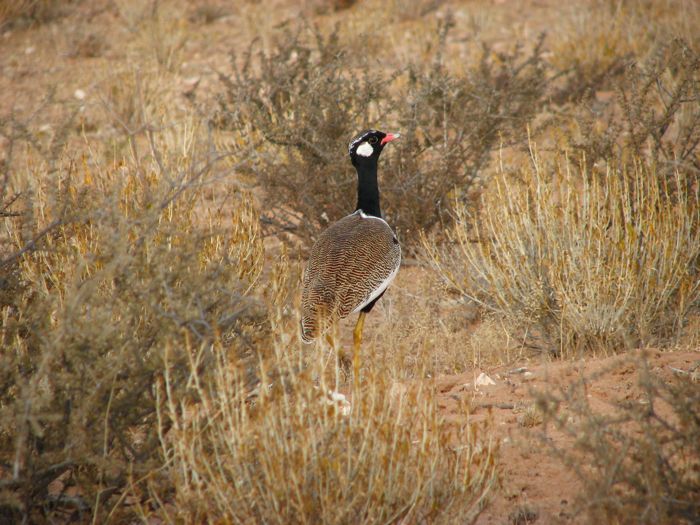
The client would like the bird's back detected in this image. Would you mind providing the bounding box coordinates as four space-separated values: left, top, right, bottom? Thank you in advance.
301 211 401 342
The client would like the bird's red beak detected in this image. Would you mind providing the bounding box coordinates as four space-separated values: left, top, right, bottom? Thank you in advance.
380 133 401 145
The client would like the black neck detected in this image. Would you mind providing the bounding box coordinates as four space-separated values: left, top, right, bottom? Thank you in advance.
354 158 381 217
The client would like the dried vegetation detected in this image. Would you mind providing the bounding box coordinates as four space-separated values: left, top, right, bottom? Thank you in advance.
1 0 699 522
216 17 550 247
0 108 264 520
536 354 700 524
426 40 700 356
425 155 700 356
156 328 497 524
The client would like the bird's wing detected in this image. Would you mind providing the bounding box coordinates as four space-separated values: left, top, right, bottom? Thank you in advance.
301 212 401 340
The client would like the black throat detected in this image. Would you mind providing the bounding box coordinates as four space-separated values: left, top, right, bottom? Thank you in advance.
354 158 382 218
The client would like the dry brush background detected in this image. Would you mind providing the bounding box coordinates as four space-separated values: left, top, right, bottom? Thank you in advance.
0 0 699 523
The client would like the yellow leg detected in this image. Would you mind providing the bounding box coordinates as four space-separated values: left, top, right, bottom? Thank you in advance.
352 311 366 390
325 325 341 390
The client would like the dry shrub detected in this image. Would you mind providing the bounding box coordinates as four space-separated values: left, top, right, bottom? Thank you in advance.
425 39 700 356
388 30 548 244
425 153 700 356
213 23 386 241
0 0 76 29
568 39 700 179
550 0 700 102
215 19 549 247
536 354 700 524
0 121 263 521
151 305 498 524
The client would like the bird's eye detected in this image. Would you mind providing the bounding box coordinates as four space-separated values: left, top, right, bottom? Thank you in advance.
368 136 378 144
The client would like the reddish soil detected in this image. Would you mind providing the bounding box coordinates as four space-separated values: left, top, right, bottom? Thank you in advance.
431 350 700 524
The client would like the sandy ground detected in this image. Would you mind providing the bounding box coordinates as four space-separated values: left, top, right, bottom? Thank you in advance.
433 350 700 524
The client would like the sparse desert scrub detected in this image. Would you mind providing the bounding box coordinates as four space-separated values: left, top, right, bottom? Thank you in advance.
535 353 700 524
215 19 550 247
424 151 700 356
425 38 700 357
3 0 700 522
0 95 498 523
562 38 700 180
150 303 499 524
0 116 263 521
549 0 700 101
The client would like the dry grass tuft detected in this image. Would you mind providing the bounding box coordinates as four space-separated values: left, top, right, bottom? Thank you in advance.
518 404 543 429
0 111 264 520
425 151 700 356
152 324 498 524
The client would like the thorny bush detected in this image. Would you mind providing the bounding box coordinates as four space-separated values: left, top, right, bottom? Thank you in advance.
0 132 263 522
214 18 550 248
536 354 700 524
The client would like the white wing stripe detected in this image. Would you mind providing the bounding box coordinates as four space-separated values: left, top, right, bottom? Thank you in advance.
352 263 400 313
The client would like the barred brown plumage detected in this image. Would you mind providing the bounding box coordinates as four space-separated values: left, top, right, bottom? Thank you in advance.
300 210 401 342
300 129 401 388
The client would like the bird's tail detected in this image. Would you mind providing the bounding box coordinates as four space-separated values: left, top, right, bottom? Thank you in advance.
300 303 335 344
300 316 317 344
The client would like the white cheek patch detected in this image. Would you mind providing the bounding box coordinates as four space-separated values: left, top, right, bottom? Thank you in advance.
356 142 374 157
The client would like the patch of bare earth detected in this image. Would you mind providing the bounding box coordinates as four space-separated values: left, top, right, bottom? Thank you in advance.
430 350 700 524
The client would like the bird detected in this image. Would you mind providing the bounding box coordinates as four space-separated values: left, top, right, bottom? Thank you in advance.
300 129 401 388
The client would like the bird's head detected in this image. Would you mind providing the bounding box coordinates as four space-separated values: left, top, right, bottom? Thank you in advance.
348 129 400 167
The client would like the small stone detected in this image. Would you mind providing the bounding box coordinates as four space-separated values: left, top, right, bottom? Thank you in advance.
183 75 200 87
475 372 496 387
74 89 86 100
